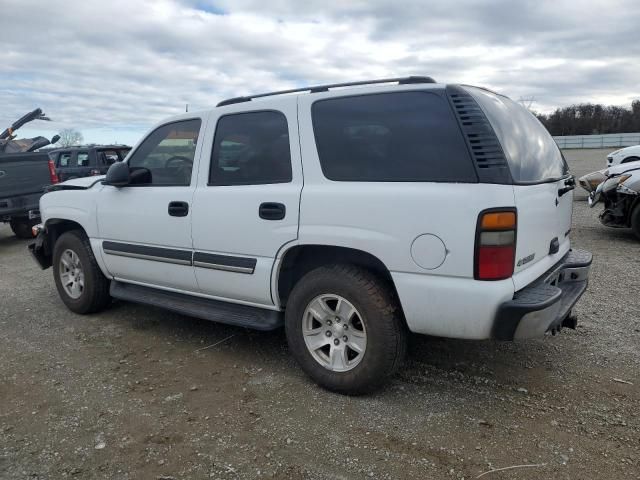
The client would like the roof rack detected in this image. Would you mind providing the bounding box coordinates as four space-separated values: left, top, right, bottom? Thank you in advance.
216 76 436 107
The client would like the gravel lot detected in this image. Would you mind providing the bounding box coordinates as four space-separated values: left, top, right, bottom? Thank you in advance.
1 148 638 480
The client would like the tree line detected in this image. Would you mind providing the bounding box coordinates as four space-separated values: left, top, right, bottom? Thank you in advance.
535 100 640 136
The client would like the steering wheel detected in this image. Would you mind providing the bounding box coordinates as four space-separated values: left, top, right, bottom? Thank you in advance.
165 155 193 168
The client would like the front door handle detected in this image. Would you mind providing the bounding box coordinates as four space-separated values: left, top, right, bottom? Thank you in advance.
168 201 189 217
259 202 286 220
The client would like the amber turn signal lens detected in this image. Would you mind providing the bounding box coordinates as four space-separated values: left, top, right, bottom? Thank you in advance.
481 212 516 230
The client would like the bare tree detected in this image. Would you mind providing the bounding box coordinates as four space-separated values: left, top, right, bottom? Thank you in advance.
57 128 83 147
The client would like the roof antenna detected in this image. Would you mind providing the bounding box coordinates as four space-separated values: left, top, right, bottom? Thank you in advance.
185 104 189 113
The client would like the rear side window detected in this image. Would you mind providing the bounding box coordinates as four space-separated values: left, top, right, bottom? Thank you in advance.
312 91 477 182
209 111 292 185
58 152 72 167
98 149 121 166
77 152 89 167
466 87 568 183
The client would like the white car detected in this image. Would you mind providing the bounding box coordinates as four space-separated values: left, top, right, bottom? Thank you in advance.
607 145 640 167
29 77 592 394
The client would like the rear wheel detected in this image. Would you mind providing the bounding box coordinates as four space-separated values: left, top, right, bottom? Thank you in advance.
631 203 640 241
9 217 38 239
52 230 111 314
285 264 407 395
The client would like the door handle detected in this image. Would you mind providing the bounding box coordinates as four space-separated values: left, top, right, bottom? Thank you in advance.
259 202 286 220
168 201 189 217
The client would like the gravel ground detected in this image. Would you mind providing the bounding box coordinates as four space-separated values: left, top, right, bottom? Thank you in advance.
1 148 638 480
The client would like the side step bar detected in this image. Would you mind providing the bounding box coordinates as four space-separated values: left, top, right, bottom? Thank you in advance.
110 281 283 331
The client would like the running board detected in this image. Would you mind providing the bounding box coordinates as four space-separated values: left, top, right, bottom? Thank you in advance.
110 281 283 331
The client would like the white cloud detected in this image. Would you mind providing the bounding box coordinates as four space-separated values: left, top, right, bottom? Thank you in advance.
1 0 639 144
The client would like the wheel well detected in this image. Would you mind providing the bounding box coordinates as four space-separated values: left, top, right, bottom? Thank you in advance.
622 156 640 164
44 219 86 255
277 245 400 307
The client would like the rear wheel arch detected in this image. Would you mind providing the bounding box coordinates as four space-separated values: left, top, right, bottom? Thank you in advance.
276 244 402 310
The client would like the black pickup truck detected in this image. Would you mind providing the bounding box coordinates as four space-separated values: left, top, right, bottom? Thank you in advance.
0 152 56 238
1 108 59 238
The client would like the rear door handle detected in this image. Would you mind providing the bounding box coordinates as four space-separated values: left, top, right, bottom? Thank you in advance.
259 202 286 220
168 201 189 217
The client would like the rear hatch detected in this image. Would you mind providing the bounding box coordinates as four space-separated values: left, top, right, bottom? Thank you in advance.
466 87 573 290
0 152 52 199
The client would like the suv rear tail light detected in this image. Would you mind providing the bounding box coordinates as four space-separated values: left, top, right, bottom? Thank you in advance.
90 169 101 176
47 159 59 184
475 209 516 280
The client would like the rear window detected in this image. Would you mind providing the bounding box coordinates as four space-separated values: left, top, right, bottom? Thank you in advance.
311 91 477 182
466 87 568 183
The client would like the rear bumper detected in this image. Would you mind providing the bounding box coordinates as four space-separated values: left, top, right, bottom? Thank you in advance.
0 191 42 218
492 249 592 340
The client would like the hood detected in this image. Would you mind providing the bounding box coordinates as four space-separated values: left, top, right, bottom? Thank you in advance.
46 175 105 192
606 159 640 175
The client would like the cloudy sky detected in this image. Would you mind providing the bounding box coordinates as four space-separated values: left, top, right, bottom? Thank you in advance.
2 0 639 145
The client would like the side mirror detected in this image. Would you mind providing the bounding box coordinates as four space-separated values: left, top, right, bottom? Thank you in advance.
104 161 130 187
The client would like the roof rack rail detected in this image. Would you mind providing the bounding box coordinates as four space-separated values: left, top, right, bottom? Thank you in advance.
216 76 436 107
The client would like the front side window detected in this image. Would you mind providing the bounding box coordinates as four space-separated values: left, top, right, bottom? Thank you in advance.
77 152 90 167
312 91 477 182
209 111 292 185
127 119 201 186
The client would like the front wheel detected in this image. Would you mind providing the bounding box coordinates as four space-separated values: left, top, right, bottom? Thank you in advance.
52 230 111 314
285 265 407 395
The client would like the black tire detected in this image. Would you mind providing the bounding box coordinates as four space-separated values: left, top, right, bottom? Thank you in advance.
9 217 38 239
52 230 111 314
631 203 640 241
285 264 407 395
622 156 640 164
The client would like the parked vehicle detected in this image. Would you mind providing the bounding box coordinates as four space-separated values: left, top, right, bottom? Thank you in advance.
1 108 59 238
579 159 640 194
29 77 592 394
589 162 640 239
49 145 131 182
606 145 640 167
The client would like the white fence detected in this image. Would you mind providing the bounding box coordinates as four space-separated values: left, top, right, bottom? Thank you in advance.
554 132 640 149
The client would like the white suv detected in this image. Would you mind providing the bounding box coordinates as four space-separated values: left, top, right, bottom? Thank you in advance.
29 77 592 394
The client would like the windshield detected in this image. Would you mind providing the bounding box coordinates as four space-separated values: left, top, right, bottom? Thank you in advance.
465 86 568 183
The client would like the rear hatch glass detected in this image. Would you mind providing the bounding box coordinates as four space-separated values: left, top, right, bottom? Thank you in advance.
465 87 572 284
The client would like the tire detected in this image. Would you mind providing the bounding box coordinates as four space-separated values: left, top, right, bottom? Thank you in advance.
631 203 640 241
285 264 407 395
52 230 111 314
9 217 38 239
